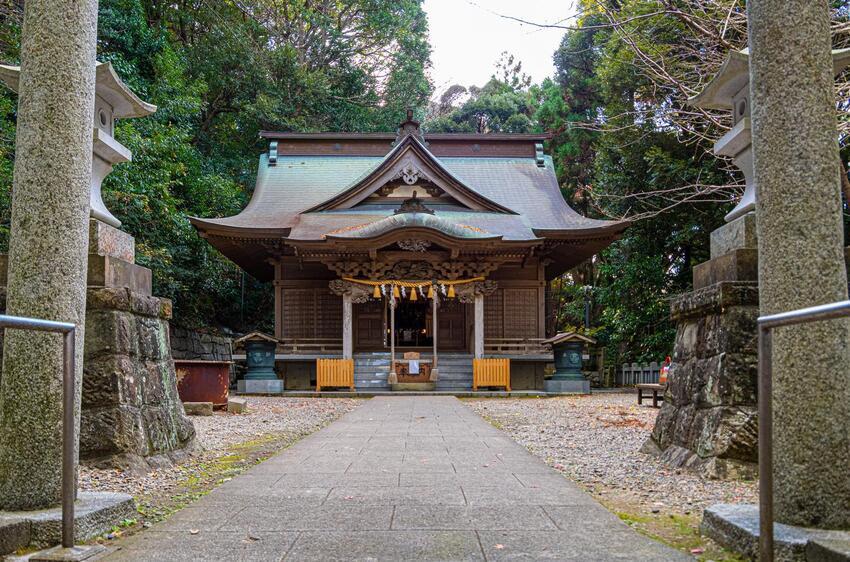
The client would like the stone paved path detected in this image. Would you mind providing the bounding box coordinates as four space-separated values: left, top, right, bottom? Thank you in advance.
103 397 689 561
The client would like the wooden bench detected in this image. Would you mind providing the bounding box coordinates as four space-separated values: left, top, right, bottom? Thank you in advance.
636 383 665 408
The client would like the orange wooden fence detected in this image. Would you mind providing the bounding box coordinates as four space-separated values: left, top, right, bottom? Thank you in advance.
473 358 511 392
316 358 355 391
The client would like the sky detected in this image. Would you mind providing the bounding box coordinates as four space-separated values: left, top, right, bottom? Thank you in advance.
422 0 578 97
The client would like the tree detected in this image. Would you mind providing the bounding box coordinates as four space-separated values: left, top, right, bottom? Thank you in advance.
0 0 433 331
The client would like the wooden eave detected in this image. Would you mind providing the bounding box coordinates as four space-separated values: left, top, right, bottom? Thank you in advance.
287 227 542 254
189 217 291 240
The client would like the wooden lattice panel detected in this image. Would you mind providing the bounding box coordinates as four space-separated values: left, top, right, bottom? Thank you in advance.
315 291 342 338
283 289 315 338
504 288 538 339
484 290 504 338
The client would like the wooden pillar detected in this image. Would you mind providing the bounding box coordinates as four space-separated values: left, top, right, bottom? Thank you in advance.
342 292 352 359
431 290 439 380
388 296 398 384
273 261 284 340
474 293 484 359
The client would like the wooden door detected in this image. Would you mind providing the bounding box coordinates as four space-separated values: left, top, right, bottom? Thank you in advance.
355 299 385 350
438 299 466 350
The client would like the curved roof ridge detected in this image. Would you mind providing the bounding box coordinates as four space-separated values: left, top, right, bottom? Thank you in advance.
324 211 500 240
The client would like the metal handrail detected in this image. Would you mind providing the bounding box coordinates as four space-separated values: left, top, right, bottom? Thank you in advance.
757 299 850 562
0 314 76 548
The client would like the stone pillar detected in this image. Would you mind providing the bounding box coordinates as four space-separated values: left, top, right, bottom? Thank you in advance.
0 0 98 511
474 294 484 359
342 293 353 359
748 0 850 528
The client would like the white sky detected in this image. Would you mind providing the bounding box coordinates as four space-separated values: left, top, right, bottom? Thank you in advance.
423 0 578 97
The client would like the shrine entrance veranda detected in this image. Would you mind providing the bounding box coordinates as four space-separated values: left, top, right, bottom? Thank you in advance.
353 296 467 352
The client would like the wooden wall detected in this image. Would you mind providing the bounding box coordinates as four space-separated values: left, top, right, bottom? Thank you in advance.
484 261 546 340
273 259 546 346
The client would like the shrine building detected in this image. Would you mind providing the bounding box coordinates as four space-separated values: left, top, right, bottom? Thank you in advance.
191 114 627 391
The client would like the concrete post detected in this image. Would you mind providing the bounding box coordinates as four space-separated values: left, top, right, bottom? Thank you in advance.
0 0 98 510
748 0 850 528
474 294 484 359
342 293 353 360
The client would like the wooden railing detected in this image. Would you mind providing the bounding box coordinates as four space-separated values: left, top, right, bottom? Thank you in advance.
316 358 354 391
483 338 547 355
473 358 511 391
282 338 343 354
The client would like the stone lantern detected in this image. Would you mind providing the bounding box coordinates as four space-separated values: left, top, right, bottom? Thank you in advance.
644 47 850 481
541 332 596 394
0 61 156 228
0 62 195 484
689 48 850 225
234 331 282 394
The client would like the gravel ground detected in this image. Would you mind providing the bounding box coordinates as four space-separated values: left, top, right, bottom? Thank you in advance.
466 393 757 517
80 397 361 498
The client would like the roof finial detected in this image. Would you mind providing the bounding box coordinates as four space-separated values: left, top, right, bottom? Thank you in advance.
395 107 425 144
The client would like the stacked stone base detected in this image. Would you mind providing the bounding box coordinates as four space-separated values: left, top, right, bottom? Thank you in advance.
644 213 761 480
81 287 195 471
644 281 760 479
0 220 195 472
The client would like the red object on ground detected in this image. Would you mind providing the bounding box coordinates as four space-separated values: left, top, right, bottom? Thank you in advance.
174 360 232 407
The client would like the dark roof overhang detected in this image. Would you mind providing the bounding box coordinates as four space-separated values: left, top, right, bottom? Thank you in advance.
189 217 291 281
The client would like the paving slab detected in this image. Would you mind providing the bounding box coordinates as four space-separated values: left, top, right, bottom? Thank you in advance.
101 396 689 561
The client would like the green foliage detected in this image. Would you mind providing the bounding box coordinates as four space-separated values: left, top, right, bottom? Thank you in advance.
0 0 432 331
538 2 729 363
425 54 540 134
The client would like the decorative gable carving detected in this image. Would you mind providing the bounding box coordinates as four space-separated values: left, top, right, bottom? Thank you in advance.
304 135 516 214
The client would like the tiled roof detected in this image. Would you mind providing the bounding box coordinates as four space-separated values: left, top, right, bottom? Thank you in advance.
191 153 625 240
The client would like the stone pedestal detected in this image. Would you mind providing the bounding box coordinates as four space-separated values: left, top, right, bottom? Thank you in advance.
644 213 760 479
81 220 196 470
0 492 135 557
80 287 195 470
544 379 590 394
0 220 196 472
237 379 284 394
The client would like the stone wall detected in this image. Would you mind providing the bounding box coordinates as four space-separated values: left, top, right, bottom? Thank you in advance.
643 282 759 479
81 288 196 471
170 327 232 361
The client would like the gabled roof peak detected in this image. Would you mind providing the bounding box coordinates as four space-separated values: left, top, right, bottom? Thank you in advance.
304 133 517 214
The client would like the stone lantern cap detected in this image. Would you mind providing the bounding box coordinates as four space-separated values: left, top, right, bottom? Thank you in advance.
0 61 156 229
689 48 850 110
0 61 156 118
234 331 280 346
541 332 596 347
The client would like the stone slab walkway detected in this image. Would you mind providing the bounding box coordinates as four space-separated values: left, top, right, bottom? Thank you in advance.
102 397 689 561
